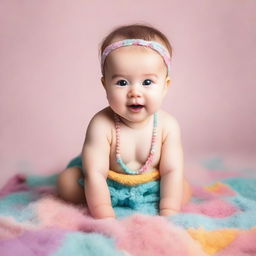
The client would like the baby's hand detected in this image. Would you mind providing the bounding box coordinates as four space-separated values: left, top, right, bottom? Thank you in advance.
160 208 178 216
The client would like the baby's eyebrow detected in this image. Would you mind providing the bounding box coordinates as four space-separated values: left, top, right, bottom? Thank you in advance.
111 73 158 79
111 74 125 79
142 73 158 78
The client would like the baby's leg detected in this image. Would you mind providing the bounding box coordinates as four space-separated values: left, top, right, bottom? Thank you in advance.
57 167 86 204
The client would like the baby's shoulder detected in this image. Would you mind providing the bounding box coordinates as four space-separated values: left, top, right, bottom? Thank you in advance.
86 107 114 138
90 107 114 125
158 110 181 140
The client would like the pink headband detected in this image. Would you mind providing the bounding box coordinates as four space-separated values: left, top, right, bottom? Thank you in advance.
101 39 171 75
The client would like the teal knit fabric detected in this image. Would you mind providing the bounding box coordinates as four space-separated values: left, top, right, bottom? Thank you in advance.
78 177 160 217
70 155 160 217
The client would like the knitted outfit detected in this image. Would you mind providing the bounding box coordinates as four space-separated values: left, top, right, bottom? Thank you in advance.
67 155 160 210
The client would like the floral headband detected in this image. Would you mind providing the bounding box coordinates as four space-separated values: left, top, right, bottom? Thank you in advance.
101 39 171 75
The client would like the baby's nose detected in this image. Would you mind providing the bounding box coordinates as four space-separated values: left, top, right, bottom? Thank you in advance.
128 85 142 98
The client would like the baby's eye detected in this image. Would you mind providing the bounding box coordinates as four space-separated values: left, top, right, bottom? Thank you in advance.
142 79 153 86
116 80 128 86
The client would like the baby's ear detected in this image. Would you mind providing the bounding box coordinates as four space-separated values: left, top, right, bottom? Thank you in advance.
101 77 106 88
165 76 171 87
163 76 171 96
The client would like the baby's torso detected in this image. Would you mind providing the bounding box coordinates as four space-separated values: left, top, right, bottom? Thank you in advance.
107 110 166 174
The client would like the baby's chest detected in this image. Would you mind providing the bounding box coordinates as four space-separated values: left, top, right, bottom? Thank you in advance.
111 127 162 164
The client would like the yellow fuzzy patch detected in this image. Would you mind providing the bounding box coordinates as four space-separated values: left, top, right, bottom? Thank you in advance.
107 169 160 186
188 228 239 255
205 182 230 193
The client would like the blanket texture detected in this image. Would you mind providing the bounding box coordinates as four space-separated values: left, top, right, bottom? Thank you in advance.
1 158 256 256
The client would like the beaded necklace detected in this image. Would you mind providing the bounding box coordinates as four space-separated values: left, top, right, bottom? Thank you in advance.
114 113 158 175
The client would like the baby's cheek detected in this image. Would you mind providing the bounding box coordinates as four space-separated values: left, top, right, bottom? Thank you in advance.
109 94 121 105
106 92 116 104
107 96 123 111
148 94 163 108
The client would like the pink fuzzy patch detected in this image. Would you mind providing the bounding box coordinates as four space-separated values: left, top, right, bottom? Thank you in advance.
183 183 237 217
183 199 238 217
35 196 91 230
32 197 207 256
117 214 207 256
0 217 25 239
216 229 256 256
192 183 235 200
0 174 29 197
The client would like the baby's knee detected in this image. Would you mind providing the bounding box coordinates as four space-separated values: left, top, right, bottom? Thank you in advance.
57 167 83 193
57 168 71 187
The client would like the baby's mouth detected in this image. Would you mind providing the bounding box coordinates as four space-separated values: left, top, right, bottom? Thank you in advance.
128 104 144 112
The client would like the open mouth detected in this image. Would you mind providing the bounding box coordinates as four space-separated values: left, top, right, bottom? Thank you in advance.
128 104 144 112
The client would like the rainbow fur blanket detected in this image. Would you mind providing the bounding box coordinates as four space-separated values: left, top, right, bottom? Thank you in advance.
1 158 256 256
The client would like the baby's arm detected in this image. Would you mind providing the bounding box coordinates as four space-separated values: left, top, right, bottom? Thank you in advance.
82 113 115 219
159 116 184 216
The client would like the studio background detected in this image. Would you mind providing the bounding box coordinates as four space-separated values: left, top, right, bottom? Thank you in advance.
0 0 255 186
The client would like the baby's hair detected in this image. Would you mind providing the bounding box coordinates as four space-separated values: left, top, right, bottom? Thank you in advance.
100 23 172 58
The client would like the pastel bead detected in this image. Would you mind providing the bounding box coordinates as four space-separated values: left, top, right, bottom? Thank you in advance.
114 113 157 174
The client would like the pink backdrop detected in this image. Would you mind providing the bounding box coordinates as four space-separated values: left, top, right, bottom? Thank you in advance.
1 0 255 186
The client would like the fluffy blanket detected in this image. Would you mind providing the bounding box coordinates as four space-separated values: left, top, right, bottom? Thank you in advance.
1 158 256 256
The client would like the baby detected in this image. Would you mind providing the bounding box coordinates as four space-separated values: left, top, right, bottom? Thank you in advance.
57 24 191 219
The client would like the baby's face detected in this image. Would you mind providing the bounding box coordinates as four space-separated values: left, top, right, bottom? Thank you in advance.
102 44 170 124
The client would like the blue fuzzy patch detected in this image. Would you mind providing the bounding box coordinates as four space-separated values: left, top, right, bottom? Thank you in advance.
53 232 125 256
223 178 256 201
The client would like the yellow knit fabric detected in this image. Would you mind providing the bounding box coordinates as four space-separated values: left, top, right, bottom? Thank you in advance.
107 169 160 186
188 228 239 255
